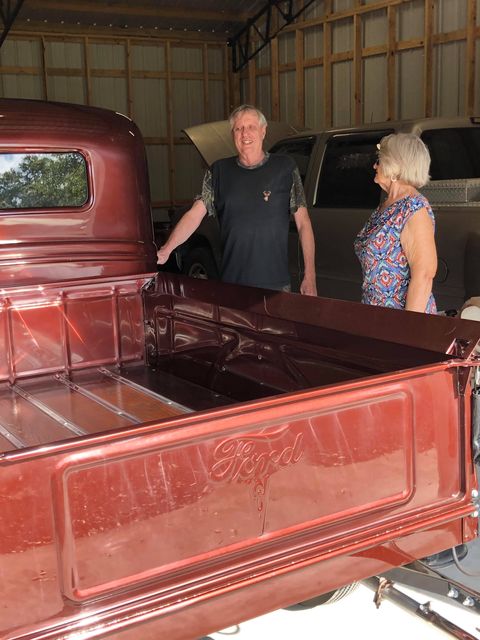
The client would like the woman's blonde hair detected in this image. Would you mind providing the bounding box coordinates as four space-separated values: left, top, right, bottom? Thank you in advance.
378 133 431 187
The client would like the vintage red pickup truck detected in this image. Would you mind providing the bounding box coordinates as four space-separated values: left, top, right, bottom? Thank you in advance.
1 98 480 640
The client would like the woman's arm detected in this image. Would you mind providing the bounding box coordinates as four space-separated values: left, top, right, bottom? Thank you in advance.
400 208 437 312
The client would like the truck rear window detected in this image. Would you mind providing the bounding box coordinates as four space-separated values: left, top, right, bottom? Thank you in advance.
0 152 88 210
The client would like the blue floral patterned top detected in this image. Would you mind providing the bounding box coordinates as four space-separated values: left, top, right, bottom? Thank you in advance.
354 194 436 313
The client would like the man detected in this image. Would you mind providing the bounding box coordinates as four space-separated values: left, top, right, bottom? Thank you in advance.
157 104 317 295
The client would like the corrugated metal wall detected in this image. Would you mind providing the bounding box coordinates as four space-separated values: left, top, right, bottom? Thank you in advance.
0 33 228 217
0 0 479 215
238 0 480 130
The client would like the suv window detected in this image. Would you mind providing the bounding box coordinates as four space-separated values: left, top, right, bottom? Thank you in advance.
315 130 393 208
0 152 88 210
421 128 480 180
269 136 316 182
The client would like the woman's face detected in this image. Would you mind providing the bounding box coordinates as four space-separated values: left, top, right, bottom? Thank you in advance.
373 153 391 192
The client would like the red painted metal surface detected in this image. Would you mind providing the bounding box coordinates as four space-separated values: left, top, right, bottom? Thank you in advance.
0 99 479 640
0 273 478 640
0 99 157 286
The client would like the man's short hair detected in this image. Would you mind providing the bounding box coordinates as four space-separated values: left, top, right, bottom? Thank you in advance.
378 133 431 188
229 104 267 130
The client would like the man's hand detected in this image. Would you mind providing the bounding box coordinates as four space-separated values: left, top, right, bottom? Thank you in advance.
300 274 317 296
157 246 171 265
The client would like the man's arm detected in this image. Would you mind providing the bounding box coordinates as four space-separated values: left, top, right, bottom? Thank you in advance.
294 206 317 296
157 199 208 264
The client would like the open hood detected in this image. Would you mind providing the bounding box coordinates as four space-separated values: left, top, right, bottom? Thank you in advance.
183 119 298 167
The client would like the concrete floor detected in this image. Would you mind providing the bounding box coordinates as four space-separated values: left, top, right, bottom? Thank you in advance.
204 539 480 639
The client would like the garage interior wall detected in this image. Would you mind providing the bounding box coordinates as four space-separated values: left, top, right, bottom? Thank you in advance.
1 0 479 218
238 0 480 129
0 31 229 219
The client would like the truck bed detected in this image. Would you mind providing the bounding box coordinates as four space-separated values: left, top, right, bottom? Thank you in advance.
1 272 480 640
0 365 234 453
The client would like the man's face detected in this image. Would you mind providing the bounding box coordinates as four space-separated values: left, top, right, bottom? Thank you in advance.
231 110 267 156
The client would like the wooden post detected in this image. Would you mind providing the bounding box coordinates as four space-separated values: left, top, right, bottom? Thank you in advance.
353 11 362 125
295 29 305 128
202 43 209 120
271 36 280 119
126 38 133 118
423 0 434 117
324 0 333 127
165 41 175 206
387 4 396 121
83 35 91 105
465 0 476 116
248 58 256 104
41 35 48 100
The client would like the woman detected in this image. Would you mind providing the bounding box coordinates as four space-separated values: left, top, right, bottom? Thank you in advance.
354 133 437 313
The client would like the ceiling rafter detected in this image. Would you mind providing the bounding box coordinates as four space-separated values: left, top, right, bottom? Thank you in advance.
24 0 253 24
229 0 317 72
0 0 25 47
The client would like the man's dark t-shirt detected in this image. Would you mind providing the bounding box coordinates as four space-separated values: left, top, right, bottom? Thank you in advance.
202 154 305 290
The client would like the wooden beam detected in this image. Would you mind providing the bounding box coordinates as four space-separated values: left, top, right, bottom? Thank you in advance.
465 0 476 116
126 38 133 117
386 4 396 121
202 43 209 121
165 41 175 206
353 11 362 125
25 0 251 24
323 0 333 127
423 0 434 117
271 36 280 119
295 28 305 128
83 36 91 104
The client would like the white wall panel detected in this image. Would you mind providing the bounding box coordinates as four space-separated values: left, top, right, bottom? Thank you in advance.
398 0 424 40
256 43 271 70
333 0 353 10
171 46 202 73
433 42 466 116
303 0 325 20
132 78 167 136
279 70 295 123
89 42 125 69
174 144 205 201
172 79 204 133
146 145 169 202
256 75 271 118
304 66 324 130
207 80 225 121
91 77 128 114
207 47 223 73
0 75 43 99
435 0 466 33
131 44 165 71
278 32 296 65
332 19 352 53
304 26 323 59
45 41 83 69
46 76 86 104
363 10 387 48
396 49 424 119
363 56 387 123
332 60 352 126
0 37 41 66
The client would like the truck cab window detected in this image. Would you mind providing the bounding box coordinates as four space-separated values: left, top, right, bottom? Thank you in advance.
0 152 88 210
315 131 393 208
269 136 316 183
421 128 480 180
